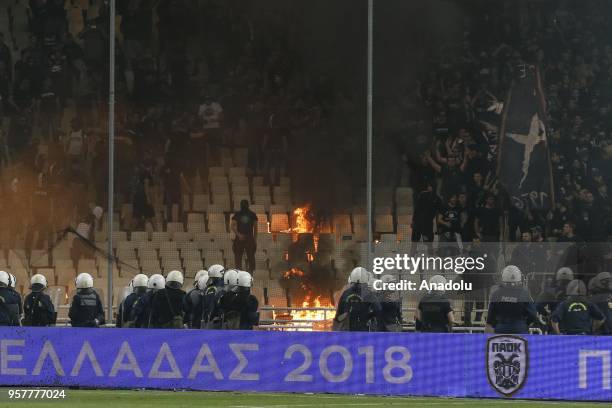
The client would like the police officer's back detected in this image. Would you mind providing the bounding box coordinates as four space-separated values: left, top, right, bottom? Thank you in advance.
149 270 186 328
132 274 165 328
536 267 574 317
486 265 539 334
207 269 239 329
552 279 605 335
417 275 454 333
334 267 381 332
183 270 208 328
379 275 403 332
219 271 259 330
0 271 21 326
69 273 105 327
588 272 612 335
117 274 148 328
23 274 56 326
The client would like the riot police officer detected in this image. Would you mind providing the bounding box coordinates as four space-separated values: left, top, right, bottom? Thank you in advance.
8 273 23 321
379 274 403 332
486 265 539 334
117 274 148 328
22 274 56 326
132 274 165 328
551 279 605 335
334 267 381 332
416 275 454 333
536 267 574 318
69 273 105 327
149 270 186 328
218 271 259 330
207 269 239 329
0 271 22 326
183 269 208 328
588 272 612 335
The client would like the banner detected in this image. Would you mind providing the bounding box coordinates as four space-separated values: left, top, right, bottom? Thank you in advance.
0 328 610 401
497 64 554 210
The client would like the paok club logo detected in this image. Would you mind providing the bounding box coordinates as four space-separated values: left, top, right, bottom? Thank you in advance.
486 335 528 396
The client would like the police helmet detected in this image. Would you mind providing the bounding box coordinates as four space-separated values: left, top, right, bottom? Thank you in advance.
131 274 148 288
501 265 522 285
348 267 369 284
166 270 184 289
0 271 9 287
428 275 447 292
194 269 208 284
566 279 587 296
591 272 612 293
223 269 239 286
93 206 103 220
237 271 252 288
8 273 16 289
556 267 574 282
208 264 225 278
148 274 165 290
196 273 209 290
75 273 94 289
30 274 48 292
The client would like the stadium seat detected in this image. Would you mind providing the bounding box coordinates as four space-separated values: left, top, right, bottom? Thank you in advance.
172 231 191 243
269 204 288 214
233 148 249 167
375 214 394 233
77 258 96 273
182 249 202 261
232 184 250 196
207 213 227 233
333 214 352 235
395 187 413 206
208 167 226 178
166 222 184 236
30 250 49 267
187 213 205 224
251 176 264 186
151 232 170 243
228 167 246 178
188 222 206 234
192 194 210 212
270 213 289 232
230 175 249 187
202 250 225 266
138 248 158 261
159 241 178 252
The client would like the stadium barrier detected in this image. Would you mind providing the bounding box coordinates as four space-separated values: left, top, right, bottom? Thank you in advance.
0 328 610 401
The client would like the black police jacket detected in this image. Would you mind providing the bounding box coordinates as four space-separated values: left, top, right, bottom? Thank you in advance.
23 291 56 326
69 288 105 327
0 286 22 326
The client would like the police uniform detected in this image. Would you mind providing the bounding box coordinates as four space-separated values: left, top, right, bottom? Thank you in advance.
23 291 56 326
69 288 105 327
417 293 452 332
218 290 259 330
551 297 605 335
131 290 156 328
0 286 22 326
589 292 612 335
336 284 382 332
183 287 205 328
486 286 538 334
535 280 569 317
117 288 147 328
149 287 186 328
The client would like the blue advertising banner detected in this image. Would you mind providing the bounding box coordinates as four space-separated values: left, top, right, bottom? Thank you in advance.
0 328 610 401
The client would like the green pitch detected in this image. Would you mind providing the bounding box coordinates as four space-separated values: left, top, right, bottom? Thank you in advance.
0 389 609 407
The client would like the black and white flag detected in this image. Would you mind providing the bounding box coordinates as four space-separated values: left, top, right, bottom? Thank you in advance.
497 64 554 210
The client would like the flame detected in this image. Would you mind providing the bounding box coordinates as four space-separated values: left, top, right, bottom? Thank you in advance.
281 205 313 233
283 267 304 279
280 267 336 328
